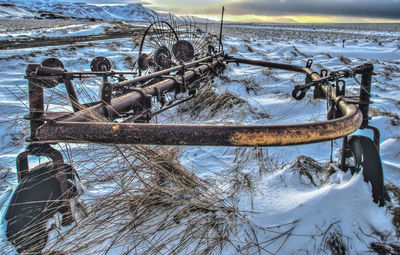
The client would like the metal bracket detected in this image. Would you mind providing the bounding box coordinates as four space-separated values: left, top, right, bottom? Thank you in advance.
16 144 64 182
306 59 313 68
320 69 328 77
336 80 346 96
101 81 113 105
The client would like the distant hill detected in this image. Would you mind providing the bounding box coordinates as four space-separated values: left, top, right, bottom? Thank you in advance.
0 0 170 22
0 4 36 19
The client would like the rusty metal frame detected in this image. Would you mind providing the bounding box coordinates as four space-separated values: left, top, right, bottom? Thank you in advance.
25 54 374 148
7 11 385 254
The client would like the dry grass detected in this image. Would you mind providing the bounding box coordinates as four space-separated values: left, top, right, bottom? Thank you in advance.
218 73 265 95
246 45 254 53
237 75 263 95
232 147 278 177
369 242 400 255
178 81 269 120
339 55 352 65
0 78 274 254
228 45 238 54
320 225 348 255
291 46 311 58
4 20 400 254
261 68 280 82
384 183 400 237
122 54 136 69
291 156 335 187
370 108 400 126
38 144 254 254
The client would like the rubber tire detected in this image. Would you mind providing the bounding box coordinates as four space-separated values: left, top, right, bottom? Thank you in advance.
5 162 75 253
347 135 384 206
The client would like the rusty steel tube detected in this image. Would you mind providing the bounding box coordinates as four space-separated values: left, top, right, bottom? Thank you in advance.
303 67 360 119
229 57 363 123
29 81 44 141
36 105 362 146
226 56 308 73
35 57 364 147
114 52 224 89
64 56 224 122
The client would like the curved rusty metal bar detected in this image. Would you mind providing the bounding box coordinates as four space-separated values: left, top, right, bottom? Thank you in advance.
36 108 362 146
35 57 364 147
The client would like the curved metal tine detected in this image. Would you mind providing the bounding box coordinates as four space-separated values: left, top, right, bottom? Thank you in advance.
149 11 157 24
188 16 194 43
152 21 163 47
156 22 171 48
168 13 174 27
165 22 175 55
171 14 178 40
145 23 163 50
161 22 173 47
193 18 205 52
183 16 188 32
148 13 154 23
161 22 173 49
144 15 152 23
192 16 197 27
172 14 177 30
151 9 160 23
184 16 193 45
145 30 162 49
194 28 208 52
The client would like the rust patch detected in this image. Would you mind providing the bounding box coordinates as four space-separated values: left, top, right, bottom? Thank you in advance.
229 131 283 146
229 124 356 147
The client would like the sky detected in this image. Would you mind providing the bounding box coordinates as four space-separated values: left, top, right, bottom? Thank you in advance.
71 0 400 23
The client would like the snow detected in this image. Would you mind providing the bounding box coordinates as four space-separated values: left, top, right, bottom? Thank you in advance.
0 23 110 39
0 15 399 254
0 0 168 22
230 164 394 254
0 5 35 19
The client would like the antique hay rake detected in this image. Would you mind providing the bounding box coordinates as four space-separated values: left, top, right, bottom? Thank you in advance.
5 10 385 253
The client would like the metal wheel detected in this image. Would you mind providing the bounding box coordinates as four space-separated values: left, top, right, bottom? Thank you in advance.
138 21 179 76
174 24 218 60
345 135 384 206
5 162 79 253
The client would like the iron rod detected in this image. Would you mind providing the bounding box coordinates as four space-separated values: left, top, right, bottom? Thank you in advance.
226 57 307 73
36 105 362 146
114 52 223 89
219 6 225 52
359 63 373 128
32 57 365 147
64 79 81 112
62 57 224 122
28 80 44 141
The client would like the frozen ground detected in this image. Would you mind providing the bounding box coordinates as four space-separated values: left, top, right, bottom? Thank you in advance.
0 20 399 254
0 19 147 50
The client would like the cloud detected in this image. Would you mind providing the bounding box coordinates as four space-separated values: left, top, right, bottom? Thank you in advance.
227 0 400 19
66 0 400 21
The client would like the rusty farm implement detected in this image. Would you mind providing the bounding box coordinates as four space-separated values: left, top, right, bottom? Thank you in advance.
4 12 385 254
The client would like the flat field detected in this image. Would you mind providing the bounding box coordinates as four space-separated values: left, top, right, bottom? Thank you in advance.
0 20 399 254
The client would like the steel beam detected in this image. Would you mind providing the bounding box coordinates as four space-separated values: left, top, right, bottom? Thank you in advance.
33 57 365 147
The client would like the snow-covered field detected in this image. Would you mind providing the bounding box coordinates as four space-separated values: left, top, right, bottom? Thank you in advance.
0 21 110 39
0 20 399 254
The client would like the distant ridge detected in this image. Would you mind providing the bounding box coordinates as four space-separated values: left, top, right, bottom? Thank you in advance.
0 0 171 21
0 3 36 19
